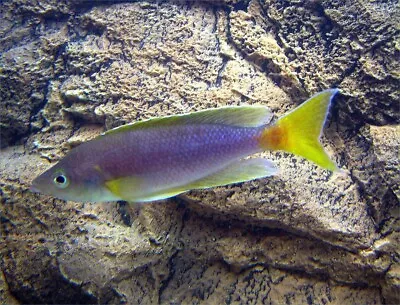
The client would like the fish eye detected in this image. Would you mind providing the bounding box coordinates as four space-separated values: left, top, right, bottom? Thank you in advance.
53 174 69 188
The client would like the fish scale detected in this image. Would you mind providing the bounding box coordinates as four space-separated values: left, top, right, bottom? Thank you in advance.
97 124 262 185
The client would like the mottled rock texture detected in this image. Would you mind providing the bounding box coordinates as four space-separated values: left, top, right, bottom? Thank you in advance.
1 0 399 304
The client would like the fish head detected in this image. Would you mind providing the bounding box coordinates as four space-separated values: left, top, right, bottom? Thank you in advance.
31 157 111 202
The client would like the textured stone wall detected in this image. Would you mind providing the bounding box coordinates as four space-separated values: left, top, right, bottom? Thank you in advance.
0 0 398 304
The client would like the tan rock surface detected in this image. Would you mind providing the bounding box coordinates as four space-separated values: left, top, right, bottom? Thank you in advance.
1 0 398 304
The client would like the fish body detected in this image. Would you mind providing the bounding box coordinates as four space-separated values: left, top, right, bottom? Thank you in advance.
31 89 339 202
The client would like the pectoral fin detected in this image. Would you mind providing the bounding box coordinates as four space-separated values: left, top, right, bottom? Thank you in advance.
105 176 143 201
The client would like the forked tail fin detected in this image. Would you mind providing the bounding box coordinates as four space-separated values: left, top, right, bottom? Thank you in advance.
259 89 339 171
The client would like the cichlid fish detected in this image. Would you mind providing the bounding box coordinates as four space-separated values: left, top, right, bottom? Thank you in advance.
31 89 340 202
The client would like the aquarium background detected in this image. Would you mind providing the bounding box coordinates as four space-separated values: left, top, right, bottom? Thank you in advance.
0 0 399 304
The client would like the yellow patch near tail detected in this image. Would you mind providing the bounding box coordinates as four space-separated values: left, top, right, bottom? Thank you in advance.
259 89 339 171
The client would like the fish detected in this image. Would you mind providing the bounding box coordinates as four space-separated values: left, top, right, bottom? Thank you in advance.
31 89 340 203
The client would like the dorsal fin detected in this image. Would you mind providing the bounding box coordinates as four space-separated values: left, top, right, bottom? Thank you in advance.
102 106 272 136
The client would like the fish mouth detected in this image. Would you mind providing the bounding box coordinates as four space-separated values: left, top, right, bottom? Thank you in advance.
29 183 41 193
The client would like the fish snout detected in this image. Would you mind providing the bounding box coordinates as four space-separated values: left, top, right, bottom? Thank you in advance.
30 180 41 193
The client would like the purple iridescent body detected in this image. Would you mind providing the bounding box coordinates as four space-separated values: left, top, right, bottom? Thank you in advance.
60 124 263 200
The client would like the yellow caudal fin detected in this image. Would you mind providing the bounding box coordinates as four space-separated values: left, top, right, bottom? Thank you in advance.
259 89 340 171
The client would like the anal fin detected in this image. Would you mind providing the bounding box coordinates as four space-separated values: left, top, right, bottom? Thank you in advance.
142 158 278 201
185 158 278 190
105 158 278 202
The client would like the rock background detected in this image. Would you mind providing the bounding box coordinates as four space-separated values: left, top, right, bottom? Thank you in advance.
0 0 399 304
